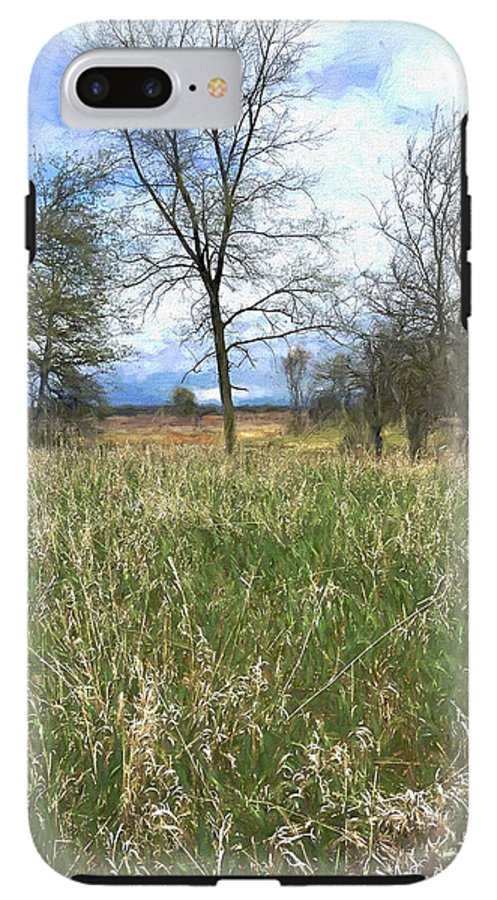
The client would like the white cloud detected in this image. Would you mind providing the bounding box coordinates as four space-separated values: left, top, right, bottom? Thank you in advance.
195 387 221 403
380 25 467 114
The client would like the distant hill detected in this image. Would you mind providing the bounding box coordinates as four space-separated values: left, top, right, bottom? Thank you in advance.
101 367 290 408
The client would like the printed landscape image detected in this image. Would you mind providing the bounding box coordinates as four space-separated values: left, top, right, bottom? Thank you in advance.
28 21 468 879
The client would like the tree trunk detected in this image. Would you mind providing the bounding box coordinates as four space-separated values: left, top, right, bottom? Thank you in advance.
407 414 425 462
210 289 236 454
36 369 48 422
35 332 52 424
370 374 383 459
373 423 383 459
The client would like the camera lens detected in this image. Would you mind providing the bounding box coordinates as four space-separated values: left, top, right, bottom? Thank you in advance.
142 77 163 99
76 67 172 108
89 79 105 98
78 72 110 103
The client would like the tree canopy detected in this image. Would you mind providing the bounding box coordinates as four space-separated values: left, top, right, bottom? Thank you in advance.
29 152 131 440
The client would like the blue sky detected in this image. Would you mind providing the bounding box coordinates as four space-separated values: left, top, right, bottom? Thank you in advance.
30 21 466 407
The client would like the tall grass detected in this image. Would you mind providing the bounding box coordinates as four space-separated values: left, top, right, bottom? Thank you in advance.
28 444 468 877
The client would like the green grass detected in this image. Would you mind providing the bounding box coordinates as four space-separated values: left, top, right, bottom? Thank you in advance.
28 443 468 878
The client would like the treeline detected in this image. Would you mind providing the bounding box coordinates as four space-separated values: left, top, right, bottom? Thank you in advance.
284 109 466 460
284 329 466 460
105 401 290 417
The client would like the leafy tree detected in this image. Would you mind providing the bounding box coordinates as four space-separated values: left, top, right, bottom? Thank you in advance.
170 386 197 417
370 331 458 460
28 152 131 441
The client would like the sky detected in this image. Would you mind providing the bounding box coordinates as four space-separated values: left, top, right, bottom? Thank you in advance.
29 20 467 407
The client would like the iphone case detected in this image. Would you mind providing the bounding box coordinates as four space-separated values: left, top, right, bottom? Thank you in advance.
28 20 469 882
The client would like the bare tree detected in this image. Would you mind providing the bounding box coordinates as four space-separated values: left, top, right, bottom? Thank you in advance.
283 345 312 433
75 20 343 453
359 110 466 457
366 108 461 334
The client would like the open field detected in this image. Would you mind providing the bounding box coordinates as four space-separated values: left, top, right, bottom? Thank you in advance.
100 409 307 447
97 409 456 455
28 437 468 877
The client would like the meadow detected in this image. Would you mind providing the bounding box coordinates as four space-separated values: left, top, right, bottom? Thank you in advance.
28 420 468 878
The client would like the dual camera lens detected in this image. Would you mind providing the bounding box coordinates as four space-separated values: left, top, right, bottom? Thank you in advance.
76 67 172 109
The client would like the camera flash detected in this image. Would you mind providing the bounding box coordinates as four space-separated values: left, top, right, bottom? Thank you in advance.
208 77 228 98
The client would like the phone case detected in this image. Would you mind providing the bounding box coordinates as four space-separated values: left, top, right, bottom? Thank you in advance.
28 20 469 883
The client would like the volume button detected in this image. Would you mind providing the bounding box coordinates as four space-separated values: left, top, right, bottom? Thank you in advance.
462 260 471 329
467 193 471 251
25 180 36 263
